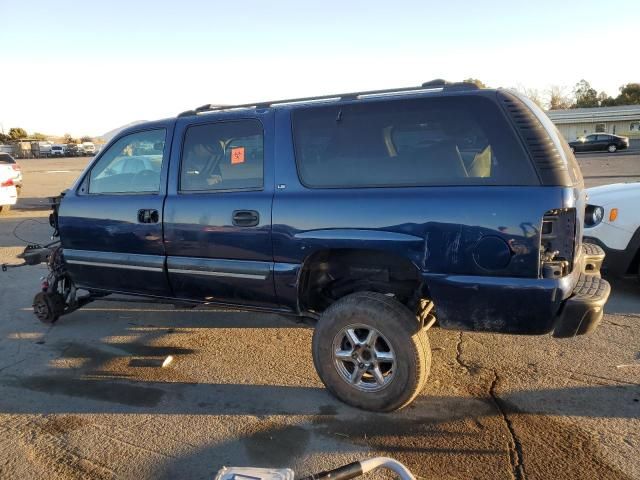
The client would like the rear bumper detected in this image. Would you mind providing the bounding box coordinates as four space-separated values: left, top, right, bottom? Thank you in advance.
552 272 610 338
423 243 610 337
544 242 610 337
542 242 610 337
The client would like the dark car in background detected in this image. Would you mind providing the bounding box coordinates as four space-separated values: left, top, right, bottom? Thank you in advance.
569 133 629 153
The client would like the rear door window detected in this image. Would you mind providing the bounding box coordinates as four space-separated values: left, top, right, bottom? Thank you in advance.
180 120 263 192
292 95 537 188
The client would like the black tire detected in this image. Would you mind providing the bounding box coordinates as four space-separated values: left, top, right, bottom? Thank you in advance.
312 291 431 412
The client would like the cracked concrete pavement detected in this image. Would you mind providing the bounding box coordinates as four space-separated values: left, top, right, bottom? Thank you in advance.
0 156 638 479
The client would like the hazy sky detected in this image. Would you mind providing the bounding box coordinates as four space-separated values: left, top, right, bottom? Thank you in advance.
1 0 638 137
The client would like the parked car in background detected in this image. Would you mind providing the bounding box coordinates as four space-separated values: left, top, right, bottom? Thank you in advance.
583 182 640 279
569 133 630 153
0 153 23 192
50 145 66 157
0 163 18 214
31 141 53 158
82 142 96 155
66 144 81 157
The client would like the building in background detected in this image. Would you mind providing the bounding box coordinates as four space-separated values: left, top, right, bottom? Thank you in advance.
547 105 640 142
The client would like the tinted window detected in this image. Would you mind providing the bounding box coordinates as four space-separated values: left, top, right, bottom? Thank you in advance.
585 135 597 142
88 129 165 194
0 154 16 164
180 120 263 192
596 135 610 141
292 96 537 188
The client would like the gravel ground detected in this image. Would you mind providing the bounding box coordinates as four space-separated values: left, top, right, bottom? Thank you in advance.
0 154 638 480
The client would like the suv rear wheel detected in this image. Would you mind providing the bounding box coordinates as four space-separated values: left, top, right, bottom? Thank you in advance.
312 291 430 412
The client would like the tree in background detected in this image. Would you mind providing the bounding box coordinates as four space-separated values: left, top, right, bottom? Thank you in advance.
63 133 78 144
598 91 617 107
463 78 488 89
80 136 93 143
0 133 10 143
573 80 599 108
616 83 640 105
548 85 573 110
32 132 49 141
8 127 28 140
513 85 544 109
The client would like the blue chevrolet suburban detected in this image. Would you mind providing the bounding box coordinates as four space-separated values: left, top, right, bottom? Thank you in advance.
28 80 611 411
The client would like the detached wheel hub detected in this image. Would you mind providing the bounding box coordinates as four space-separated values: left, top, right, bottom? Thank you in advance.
33 292 65 324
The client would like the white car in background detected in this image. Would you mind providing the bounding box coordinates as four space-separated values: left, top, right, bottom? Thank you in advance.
0 164 18 214
82 142 96 155
583 182 640 279
50 145 66 157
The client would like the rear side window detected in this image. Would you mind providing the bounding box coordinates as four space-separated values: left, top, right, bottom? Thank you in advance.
180 120 263 192
292 96 538 188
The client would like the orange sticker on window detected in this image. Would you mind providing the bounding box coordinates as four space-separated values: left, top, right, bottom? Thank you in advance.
230 147 245 164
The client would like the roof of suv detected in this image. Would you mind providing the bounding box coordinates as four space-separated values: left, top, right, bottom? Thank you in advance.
176 80 481 118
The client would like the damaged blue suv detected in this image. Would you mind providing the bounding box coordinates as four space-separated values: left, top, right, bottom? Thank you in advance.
21 80 610 411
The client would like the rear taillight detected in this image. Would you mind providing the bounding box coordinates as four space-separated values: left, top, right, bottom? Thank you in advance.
540 208 576 278
1 179 14 187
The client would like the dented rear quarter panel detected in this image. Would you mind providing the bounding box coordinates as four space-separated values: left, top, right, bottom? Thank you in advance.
272 108 582 333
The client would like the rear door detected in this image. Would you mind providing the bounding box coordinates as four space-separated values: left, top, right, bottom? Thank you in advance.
163 111 277 307
59 124 173 296
596 134 611 150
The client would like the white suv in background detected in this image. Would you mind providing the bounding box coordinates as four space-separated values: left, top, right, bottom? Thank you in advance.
50 145 65 157
82 142 96 155
0 164 18 214
583 182 640 279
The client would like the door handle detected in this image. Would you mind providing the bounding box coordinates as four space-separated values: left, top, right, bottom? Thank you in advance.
138 209 159 224
232 210 259 227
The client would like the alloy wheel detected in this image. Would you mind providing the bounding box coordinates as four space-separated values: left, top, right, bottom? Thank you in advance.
332 324 396 392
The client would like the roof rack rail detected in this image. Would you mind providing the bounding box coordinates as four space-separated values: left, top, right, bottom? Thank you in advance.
177 79 479 117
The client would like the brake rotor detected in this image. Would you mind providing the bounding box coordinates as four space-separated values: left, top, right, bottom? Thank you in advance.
32 291 65 324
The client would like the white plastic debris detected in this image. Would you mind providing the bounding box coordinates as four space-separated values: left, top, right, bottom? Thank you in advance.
162 355 174 368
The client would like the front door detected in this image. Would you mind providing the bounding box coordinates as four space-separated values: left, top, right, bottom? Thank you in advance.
582 134 598 151
163 113 276 307
59 125 172 297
